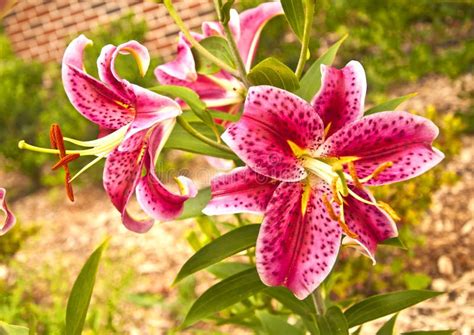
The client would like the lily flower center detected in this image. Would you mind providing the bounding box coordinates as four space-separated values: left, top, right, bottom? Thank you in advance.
287 140 400 237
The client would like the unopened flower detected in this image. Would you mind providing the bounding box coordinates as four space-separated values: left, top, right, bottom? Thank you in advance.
0 188 16 235
204 61 444 299
155 2 283 114
19 35 196 233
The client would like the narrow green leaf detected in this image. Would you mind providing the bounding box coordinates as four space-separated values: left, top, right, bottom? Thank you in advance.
181 109 241 123
264 287 315 316
65 238 109 335
220 0 235 25
366 93 418 115
257 311 304 335
174 224 260 283
207 262 253 279
182 268 266 328
151 85 220 140
281 0 305 41
178 187 211 220
376 314 398 335
316 306 349 335
192 36 236 75
381 237 407 250
0 321 29 335
248 57 300 92
165 122 237 159
296 34 348 101
196 216 221 239
401 331 454 335
345 290 443 327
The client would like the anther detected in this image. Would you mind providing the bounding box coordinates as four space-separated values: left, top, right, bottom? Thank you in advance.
51 154 80 170
372 161 393 180
337 218 359 239
378 201 401 221
49 124 75 202
348 161 363 189
331 177 342 205
322 194 339 221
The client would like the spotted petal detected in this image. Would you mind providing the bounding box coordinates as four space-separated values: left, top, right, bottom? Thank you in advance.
0 188 16 236
62 35 134 129
311 61 367 137
256 182 342 300
203 167 278 215
237 2 284 70
343 186 398 262
222 86 325 182
136 123 197 221
322 111 444 185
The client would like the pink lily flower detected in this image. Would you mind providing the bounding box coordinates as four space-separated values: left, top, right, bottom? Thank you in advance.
0 188 16 235
20 35 197 233
204 61 444 299
155 2 283 114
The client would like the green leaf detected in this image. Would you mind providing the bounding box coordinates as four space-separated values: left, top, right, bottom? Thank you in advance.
264 287 315 316
365 93 417 114
181 109 241 123
192 36 236 75
401 331 455 335
207 262 254 279
296 34 348 101
220 0 235 25
151 85 220 140
316 306 349 335
281 0 305 41
352 327 362 335
182 268 266 328
0 321 29 335
65 238 109 335
174 224 260 283
344 290 443 328
403 273 432 290
376 314 398 335
256 311 305 335
248 57 300 92
178 187 211 220
381 237 407 249
165 122 237 159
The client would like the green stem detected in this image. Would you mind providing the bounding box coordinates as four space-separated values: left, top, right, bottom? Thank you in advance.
176 116 234 154
295 0 315 79
163 0 241 78
311 287 326 315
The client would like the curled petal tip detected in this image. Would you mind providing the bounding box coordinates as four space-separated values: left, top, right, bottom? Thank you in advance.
0 188 16 236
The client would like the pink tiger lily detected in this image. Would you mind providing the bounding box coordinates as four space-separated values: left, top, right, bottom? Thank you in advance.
19 35 196 233
204 61 444 299
155 2 283 114
0 188 16 235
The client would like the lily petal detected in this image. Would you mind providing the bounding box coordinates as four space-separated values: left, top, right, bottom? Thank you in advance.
136 123 197 221
222 86 324 182
203 167 278 215
256 182 342 300
322 111 444 185
311 61 367 137
0 188 16 236
344 186 398 262
237 2 284 70
62 35 134 129
154 33 197 82
118 86 181 152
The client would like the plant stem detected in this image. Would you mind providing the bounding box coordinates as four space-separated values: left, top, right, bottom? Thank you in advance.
212 0 250 87
163 0 241 78
295 0 315 79
176 116 234 154
311 287 326 315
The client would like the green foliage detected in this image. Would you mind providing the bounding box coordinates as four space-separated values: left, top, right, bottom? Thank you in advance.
248 57 300 92
192 36 236 75
0 13 160 189
0 222 39 264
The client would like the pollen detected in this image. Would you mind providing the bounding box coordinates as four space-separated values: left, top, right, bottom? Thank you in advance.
50 124 75 202
348 161 363 189
322 194 339 221
372 161 394 179
378 201 401 221
337 218 359 239
331 177 342 205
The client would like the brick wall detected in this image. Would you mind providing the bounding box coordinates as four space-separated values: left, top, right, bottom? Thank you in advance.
2 0 215 63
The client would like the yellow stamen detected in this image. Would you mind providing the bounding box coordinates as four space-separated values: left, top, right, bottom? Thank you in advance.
324 122 332 138
377 201 401 221
322 194 339 221
348 161 363 189
372 161 394 179
337 204 359 238
301 182 312 215
331 177 342 205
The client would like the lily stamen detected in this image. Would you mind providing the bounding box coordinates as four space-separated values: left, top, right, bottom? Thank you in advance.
49 124 75 202
51 153 81 170
377 201 401 221
331 177 342 205
348 161 363 189
360 161 394 183
322 194 339 221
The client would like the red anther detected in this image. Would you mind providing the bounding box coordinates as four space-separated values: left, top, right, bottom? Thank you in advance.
51 153 80 171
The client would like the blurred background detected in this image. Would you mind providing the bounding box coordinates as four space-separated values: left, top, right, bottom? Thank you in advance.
0 0 472 334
